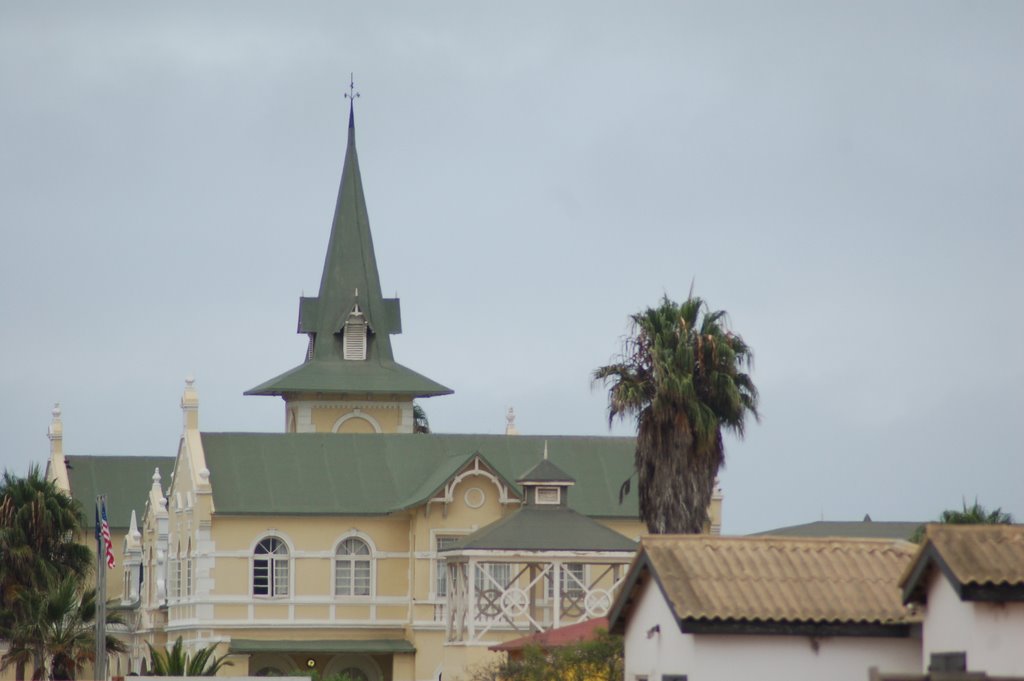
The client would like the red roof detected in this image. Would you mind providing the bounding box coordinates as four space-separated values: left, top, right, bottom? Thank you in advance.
489 617 609 652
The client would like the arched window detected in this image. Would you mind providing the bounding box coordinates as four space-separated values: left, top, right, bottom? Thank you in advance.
253 537 289 597
335 537 372 596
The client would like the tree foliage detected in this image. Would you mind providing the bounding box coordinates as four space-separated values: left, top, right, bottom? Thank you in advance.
911 498 1015 543
465 629 624 681
0 466 95 680
0 466 92 600
145 636 233 676
413 402 431 434
1 574 125 681
594 295 759 533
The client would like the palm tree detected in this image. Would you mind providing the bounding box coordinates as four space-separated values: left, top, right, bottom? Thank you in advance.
594 295 759 534
0 466 93 680
413 403 431 434
1 574 125 681
939 499 1014 525
146 636 232 676
910 499 1015 542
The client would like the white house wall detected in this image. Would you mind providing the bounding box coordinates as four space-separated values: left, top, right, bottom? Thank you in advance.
922 572 1024 676
624 578 920 681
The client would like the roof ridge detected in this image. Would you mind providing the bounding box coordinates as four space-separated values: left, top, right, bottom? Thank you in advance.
645 535 914 546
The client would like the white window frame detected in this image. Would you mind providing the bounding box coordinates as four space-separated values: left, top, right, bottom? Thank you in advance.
335 536 374 598
547 562 587 599
434 535 463 599
475 562 513 592
252 536 290 598
535 486 561 505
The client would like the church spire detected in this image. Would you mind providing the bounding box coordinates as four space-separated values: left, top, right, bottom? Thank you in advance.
246 90 451 401
308 100 396 364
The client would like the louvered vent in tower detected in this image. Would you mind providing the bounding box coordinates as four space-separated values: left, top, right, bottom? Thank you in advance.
343 307 368 361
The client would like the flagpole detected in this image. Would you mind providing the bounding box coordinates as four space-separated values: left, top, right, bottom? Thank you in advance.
95 495 107 681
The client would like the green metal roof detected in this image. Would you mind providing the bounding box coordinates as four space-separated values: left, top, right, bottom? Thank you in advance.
449 506 637 553
517 458 575 484
200 433 639 519
750 520 925 541
246 358 452 398
65 455 174 531
246 108 450 399
228 639 415 654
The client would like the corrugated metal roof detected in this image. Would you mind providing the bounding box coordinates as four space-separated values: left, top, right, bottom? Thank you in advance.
900 524 1024 603
65 455 174 530
641 535 917 625
921 524 1024 586
201 433 639 518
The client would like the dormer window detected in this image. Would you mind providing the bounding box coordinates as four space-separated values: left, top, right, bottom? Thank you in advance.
343 306 368 360
535 486 561 505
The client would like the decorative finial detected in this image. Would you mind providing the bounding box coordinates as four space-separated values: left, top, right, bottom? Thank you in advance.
505 407 519 436
345 73 360 103
185 374 195 387
153 467 162 484
129 510 141 539
345 73 360 127
52 403 62 418
543 440 549 460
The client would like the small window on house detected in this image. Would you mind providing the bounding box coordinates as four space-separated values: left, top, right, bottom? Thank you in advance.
335 537 372 596
253 537 289 597
342 308 368 360
535 486 561 505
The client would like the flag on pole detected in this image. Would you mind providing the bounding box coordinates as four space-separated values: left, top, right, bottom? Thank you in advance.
100 499 116 569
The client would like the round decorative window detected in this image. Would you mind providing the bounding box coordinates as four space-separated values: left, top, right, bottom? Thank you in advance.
464 487 486 509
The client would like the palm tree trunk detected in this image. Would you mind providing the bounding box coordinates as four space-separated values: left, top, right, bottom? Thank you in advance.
637 416 722 534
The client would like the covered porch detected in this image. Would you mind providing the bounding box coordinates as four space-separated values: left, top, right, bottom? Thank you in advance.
442 453 637 646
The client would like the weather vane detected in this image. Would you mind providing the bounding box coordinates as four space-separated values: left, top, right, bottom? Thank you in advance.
345 73 360 105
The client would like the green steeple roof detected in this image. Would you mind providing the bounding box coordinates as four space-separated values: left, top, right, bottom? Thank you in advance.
247 105 451 398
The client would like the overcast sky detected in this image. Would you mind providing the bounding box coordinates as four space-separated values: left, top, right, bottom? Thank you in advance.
1 2 1021 534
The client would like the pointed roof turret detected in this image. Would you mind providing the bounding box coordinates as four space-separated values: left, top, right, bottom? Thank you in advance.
247 102 451 399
